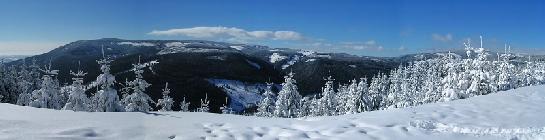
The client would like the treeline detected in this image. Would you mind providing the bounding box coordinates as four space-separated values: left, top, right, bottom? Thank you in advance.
256 38 545 118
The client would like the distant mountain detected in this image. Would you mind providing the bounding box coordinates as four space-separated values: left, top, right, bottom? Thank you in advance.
10 38 541 112
0 55 29 63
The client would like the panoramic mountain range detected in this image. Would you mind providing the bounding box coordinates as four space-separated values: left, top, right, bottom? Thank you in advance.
6 38 542 112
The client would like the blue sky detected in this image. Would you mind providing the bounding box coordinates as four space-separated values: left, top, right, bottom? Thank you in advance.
0 0 543 56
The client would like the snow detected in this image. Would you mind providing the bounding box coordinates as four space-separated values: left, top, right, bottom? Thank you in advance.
158 47 222 55
117 42 155 47
298 50 316 56
206 79 270 112
164 42 189 47
229 45 245 51
281 55 300 69
305 59 316 62
158 42 229 55
269 53 287 63
2 85 545 140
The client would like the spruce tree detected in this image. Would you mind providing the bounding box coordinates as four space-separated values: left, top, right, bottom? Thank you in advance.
274 72 302 118
123 57 157 112
63 70 90 111
157 82 174 112
256 83 276 117
91 48 124 112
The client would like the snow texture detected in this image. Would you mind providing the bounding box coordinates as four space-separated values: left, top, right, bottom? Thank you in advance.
281 55 300 69
269 53 287 63
117 42 155 47
2 85 545 140
229 45 245 51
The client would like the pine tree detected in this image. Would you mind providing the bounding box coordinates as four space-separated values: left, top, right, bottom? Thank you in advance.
0 60 7 103
157 82 174 112
274 72 302 118
497 45 515 91
29 63 63 109
346 79 360 114
298 96 311 117
220 97 233 114
357 78 371 112
90 48 124 112
197 94 210 112
179 97 190 112
63 70 90 111
256 83 276 117
336 84 349 115
16 61 33 106
123 57 157 112
386 67 403 108
308 95 321 116
318 76 336 116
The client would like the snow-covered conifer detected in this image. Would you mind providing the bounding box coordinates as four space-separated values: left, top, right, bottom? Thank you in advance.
123 57 157 112
157 82 174 112
220 97 233 114
197 94 210 112
179 97 190 112
256 83 276 117
357 78 371 112
16 61 33 106
90 48 124 112
63 70 90 111
346 79 360 114
29 63 63 109
318 76 336 116
274 72 302 118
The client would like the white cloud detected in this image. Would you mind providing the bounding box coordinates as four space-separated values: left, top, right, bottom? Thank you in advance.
273 31 303 40
398 46 406 51
365 40 376 45
0 41 65 55
148 26 304 42
432 33 453 42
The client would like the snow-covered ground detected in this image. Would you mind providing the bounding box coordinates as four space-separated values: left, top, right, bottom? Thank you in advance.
2 85 545 140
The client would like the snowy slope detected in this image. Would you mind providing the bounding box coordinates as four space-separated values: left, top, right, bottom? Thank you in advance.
207 79 271 112
2 85 545 140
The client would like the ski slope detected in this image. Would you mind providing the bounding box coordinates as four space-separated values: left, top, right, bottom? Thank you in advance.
2 86 545 140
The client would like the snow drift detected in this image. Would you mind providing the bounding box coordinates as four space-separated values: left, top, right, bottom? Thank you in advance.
1 85 545 140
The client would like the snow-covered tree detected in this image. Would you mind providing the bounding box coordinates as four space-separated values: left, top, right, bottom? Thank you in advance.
345 79 359 114
274 72 302 118
16 61 33 106
386 67 403 108
357 78 371 112
220 97 234 114
197 94 210 112
29 63 63 109
497 45 515 91
90 48 124 112
336 84 349 115
298 96 312 117
308 95 321 116
157 82 174 112
63 70 90 111
256 83 276 117
123 57 157 112
318 76 336 116
179 97 190 112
